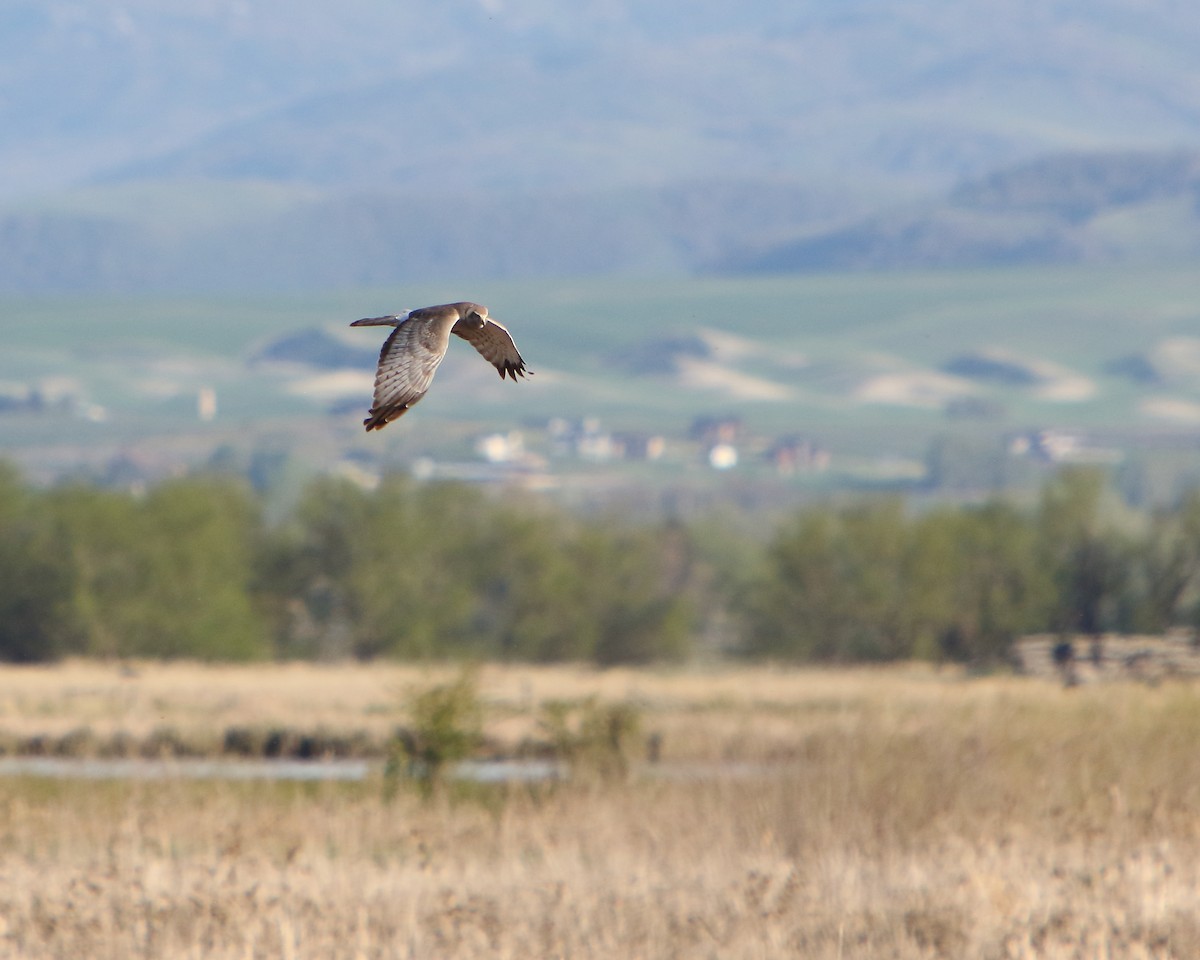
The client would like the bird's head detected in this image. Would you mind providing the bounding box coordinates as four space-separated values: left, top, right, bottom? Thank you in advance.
458 302 489 329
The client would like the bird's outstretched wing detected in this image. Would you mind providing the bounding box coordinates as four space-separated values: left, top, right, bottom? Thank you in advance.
363 320 449 431
453 316 529 381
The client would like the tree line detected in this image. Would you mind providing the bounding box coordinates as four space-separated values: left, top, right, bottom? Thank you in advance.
2 462 1200 665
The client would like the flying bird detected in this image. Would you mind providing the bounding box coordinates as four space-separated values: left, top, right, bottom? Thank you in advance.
350 301 529 431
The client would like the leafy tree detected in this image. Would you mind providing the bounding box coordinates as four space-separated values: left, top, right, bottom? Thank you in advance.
907 502 1050 662
576 523 693 665
48 483 144 658
272 476 695 664
1121 490 1200 633
348 479 490 658
49 477 268 660
468 505 597 661
744 499 910 661
0 464 77 661
139 478 269 659
21 455 1200 670
1037 467 1131 637
259 475 374 659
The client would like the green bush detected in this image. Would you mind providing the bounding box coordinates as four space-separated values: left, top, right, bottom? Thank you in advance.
539 697 643 781
386 671 484 794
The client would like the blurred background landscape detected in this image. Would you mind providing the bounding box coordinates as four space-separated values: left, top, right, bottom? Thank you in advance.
7 0 1200 290
8 5 1200 956
3 0 1200 507
0 0 1199 648
4 1 1200 668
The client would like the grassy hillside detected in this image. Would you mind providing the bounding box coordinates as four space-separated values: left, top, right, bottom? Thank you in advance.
0 177 875 294
6 152 1200 293
719 151 1200 274
3 264 1200 490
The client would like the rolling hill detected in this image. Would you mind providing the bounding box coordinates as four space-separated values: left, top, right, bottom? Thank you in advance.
10 0 1200 199
4 266 1200 500
714 151 1200 273
5 150 1200 293
5 1 1200 291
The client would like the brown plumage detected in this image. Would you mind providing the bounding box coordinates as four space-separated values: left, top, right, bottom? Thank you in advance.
350 301 529 431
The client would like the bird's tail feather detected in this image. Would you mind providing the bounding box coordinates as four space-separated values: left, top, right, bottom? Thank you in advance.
350 310 411 327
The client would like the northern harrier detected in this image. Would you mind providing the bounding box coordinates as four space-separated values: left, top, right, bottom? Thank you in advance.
350 301 529 431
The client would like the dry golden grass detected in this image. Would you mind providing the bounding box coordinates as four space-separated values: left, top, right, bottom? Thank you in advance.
0 658 1129 758
0 662 1198 957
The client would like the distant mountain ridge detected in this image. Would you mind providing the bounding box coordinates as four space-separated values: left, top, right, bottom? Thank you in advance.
0 177 870 293
951 152 1200 219
717 150 1200 273
6 1 1200 290
8 0 1200 199
4 150 1200 293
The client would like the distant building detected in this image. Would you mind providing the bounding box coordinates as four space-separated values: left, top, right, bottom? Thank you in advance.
1008 429 1121 465
546 417 617 462
476 431 525 463
610 432 666 462
0 384 40 415
0 378 80 417
690 415 742 446
766 436 830 474
708 443 738 470
197 386 217 422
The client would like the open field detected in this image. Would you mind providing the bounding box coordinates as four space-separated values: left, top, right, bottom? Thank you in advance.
5 264 1200 492
0 662 1199 957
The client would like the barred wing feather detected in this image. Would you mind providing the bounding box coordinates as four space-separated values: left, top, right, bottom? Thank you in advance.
363 321 448 430
453 317 529 381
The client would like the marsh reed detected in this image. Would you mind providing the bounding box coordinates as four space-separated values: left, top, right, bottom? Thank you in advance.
0 661 1197 957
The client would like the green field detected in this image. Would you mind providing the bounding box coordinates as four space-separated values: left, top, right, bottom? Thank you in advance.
3 264 1200 491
